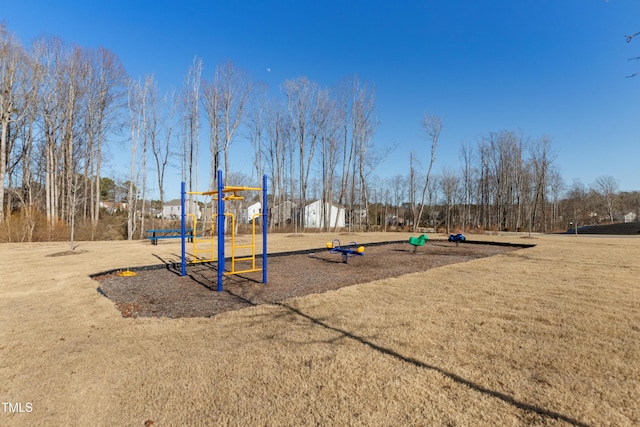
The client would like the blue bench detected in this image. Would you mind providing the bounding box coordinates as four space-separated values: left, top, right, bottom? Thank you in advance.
146 229 193 246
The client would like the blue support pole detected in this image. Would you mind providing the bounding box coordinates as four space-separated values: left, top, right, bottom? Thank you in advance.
216 170 224 292
262 174 267 284
181 181 186 277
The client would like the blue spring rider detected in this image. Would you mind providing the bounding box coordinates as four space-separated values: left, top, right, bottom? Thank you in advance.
448 233 466 246
326 239 365 263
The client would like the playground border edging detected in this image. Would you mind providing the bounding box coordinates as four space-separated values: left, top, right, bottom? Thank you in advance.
90 239 535 279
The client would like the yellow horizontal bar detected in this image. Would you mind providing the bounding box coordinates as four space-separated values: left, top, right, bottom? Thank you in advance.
224 268 261 275
200 186 262 196
188 258 217 264
222 186 262 192
193 238 214 243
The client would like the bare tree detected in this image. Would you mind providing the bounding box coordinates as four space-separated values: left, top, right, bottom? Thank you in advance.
318 96 339 231
334 79 355 227
439 167 459 234
284 77 322 231
2 32 127 241
151 86 176 228
351 77 378 231
201 60 251 194
485 130 526 231
126 78 147 240
32 36 83 232
263 96 291 230
177 57 202 233
625 31 640 78
68 173 80 250
248 82 268 185
476 137 492 229
59 45 84 231
137 75 158 238
32 37 64 227
0 25 29 223
83 47 127 231
201 70 221 191
180 57 202 193
220 61 251 183
413 114 441 232
12 52 40 241
332 76 380 232
593 175 619 223
530 135 555 232
459 142 475 232
567 179 587 234
409 150 417 229
390 174 406 228
548 167 565 231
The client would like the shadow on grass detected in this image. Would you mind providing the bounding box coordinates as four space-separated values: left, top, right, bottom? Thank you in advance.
278 302 592 427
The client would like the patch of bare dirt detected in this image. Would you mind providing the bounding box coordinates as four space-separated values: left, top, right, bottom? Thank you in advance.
47 249 89 257
96 241 517 318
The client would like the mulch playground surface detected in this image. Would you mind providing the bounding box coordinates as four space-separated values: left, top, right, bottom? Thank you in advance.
95 240 520 319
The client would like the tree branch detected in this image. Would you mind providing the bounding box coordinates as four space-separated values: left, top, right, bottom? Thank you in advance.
625 31 640 77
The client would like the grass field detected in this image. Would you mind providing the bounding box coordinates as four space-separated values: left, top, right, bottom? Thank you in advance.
1 232 638 426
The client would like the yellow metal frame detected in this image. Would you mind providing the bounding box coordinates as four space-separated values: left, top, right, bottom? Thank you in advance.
224 212 262 276
185 188 263 276
188 213 216 263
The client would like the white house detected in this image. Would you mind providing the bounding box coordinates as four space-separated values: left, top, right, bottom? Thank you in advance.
624 212 638 223
99 201 128 215
161 199 201 220
246 202 262 223
304 200 345 229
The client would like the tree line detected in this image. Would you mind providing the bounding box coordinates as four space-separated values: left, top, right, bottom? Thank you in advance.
1 25 637 242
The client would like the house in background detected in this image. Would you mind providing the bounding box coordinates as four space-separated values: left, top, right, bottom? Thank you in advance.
304 200 345 229
244 202 262 223
271 200 297 226
161 199 201 220
624 212 637 223
99 201 128 215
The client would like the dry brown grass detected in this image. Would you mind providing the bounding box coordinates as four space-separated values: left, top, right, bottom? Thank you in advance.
1 232 639 426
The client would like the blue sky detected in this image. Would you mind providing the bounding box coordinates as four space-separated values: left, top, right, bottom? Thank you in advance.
3 0 640 196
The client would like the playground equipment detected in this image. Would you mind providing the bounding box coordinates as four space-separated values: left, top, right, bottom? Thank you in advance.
448 233 465 246
326 239 365 263
180 170 267 292
408 234 428 253
187 213 215 264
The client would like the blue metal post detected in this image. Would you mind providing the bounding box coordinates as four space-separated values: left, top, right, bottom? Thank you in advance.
217 170 224 292
262 174 267 285
180 181 186 276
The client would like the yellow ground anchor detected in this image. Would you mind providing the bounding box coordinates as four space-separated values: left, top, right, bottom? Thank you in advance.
118 268 136 277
